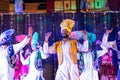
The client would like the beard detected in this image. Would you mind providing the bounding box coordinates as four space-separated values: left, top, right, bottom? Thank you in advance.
62 35 69 38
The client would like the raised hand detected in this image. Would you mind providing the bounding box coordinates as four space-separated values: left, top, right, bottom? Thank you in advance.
45 32 52 42
28 26 33 38
106 28 113 34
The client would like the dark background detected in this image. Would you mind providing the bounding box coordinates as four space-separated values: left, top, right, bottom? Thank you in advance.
24 0 46 3
10 0 46 3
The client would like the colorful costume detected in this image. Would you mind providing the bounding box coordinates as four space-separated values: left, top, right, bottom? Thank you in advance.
104 30 120 80
0 29 30 80
43 19 89 80
78 32 108 80
14 53 22 80
23 32 49 80
99 49 117 80
19 50 30 76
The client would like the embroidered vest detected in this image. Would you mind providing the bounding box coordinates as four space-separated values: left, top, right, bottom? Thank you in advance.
55 40 78 65
34 50 45 71
7 45 16 69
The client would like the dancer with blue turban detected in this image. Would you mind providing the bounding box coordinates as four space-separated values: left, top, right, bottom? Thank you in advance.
23 32 49 80
70 29 108 80
0 29 30 80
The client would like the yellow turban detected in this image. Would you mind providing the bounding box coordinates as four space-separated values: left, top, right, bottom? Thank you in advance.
60 19 75 33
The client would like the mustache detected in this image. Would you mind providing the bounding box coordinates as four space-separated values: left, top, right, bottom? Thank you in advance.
62 35 69 38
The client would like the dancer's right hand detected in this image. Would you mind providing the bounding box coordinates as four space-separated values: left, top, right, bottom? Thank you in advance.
45 32 52 42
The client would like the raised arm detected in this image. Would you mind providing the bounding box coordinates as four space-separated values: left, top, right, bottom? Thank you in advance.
13 36 30 54
97 44 108 58
101 29 116 48
39 46 49 59
97 29 114 57
43 32 56 54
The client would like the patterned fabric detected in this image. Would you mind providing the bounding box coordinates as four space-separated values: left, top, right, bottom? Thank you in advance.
70 31 96 48
7 45 16 69
78 50 99 73
0 29 14 45
99 63 117 76
34 50 45 71
92 50 99 70
78 52 84 73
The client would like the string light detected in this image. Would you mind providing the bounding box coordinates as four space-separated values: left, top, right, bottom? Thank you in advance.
27 14 31 26
104 12 107 28
0 14 3 25
0 14 3 32
39 15 42 35
62 13 64 19
116 12 119 27
93 12 95 24
10 13 14 28
84 12 86 26
72 12 75 19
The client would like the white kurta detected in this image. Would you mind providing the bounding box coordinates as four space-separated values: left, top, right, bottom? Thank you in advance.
0 37 29 80
23 50 41 80
80 52 98 80
0 46 14 80
43 40 89 80
80 49 108 80
23 47 48 80
55 41 79 80
80 34 108 80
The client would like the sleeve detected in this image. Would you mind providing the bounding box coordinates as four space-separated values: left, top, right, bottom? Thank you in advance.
101 33 116 48
43 42 56 54
97 33 109 58
20 53 29 65
97 44 108 58
77 40 89 52
13 36 30 54
39 46 49 59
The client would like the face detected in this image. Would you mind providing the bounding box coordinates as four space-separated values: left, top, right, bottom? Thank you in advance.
106 29 113 34
61 29 69 38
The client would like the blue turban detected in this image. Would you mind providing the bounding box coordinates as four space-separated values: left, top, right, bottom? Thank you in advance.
0 29 14 45
31 32 40 48
82 32 96 48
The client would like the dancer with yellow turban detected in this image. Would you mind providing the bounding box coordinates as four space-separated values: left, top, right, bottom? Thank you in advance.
44 19 89 80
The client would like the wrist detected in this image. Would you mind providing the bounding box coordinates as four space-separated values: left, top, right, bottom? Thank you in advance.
44 40 48 42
